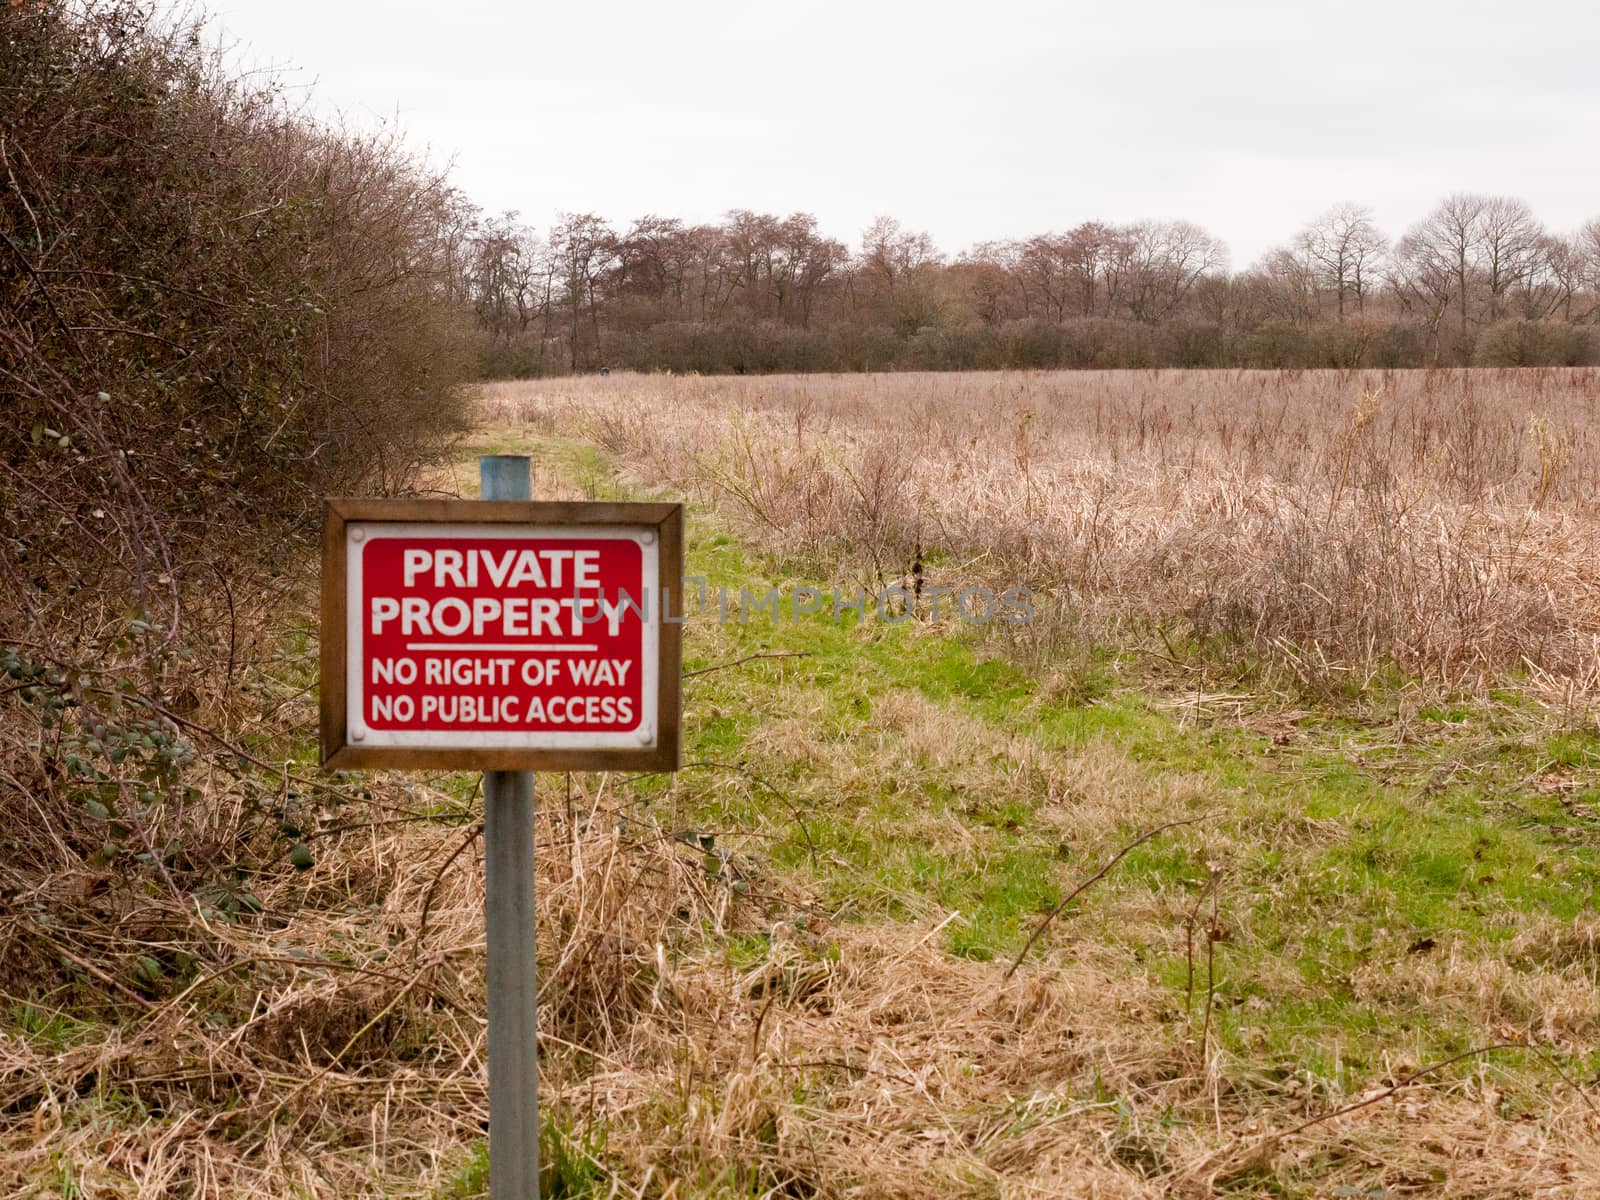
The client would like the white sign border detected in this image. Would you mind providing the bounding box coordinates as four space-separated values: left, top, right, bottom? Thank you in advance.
345 522 661 751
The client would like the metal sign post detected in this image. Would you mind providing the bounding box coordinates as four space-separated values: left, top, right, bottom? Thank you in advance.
318 459 683 1200
480 454 539 1200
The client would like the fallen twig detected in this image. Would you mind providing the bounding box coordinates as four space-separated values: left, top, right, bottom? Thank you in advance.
1174 1040 1537 1191
1006 813 1213 978
683 650 810 680
413 815 485 964
1276 1041 1524 1141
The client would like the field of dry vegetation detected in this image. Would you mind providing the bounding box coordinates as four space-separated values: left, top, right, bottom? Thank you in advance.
7 368 1600 1200
474 369 1600 1196
493 367 1600 695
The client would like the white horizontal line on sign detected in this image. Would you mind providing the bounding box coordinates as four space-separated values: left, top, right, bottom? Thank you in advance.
405 642 601 652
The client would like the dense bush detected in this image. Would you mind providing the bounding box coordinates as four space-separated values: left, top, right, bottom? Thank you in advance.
0 1 476 923
1474 321 1599 367
2 1 473 659
476 313 1600 379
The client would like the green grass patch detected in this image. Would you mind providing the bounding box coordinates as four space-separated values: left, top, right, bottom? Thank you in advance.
487 421 1600 1122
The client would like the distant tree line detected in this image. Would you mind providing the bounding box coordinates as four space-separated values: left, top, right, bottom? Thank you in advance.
464 200 1600 375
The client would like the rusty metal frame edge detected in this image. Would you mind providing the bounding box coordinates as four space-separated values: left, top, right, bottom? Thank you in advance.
319 498 684 774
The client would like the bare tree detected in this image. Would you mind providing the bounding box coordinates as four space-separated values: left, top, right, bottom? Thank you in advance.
1062 221 1131 319
469 212 546 342
1015 233 1075 322
773 213 845 328
1300 204 1387 320
1122 220 1227 323
613 215 691 321
723 209 782 320
685 223 739 322
1394 193 1550 344
1254 243 1321 328
1476 196 1545 323
858 215 944 333
549 213 616 371
1389 227 1456 361
956 241 1026 326
1511 232 1578 321
1576 219 1600 322
1400 193 1487 340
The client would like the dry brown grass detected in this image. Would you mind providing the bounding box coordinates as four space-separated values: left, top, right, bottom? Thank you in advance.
8 385 1600 1199
483 368 1600 694
0 773 761 1197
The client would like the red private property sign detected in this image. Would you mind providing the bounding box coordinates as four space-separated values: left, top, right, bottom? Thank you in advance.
320 499 682 771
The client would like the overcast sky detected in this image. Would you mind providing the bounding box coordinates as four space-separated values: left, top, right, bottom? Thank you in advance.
213 0 1600 267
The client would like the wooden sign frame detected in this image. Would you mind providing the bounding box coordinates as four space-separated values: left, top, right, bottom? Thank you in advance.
320 498 682 772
